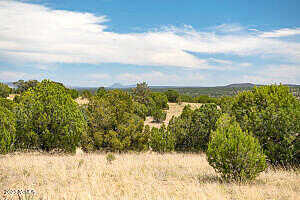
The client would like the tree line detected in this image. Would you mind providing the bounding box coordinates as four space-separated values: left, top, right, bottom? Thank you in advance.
0 79 299 182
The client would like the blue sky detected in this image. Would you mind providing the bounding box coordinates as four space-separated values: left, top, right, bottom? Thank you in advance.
0 0 300 86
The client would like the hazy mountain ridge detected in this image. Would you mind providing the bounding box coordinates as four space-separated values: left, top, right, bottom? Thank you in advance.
2 81 300 89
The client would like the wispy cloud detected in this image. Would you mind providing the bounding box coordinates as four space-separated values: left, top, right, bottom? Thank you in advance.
116 71 206 86
259 28 300 38
0 71 29 81
0 0 300 71
213 24 244 33
236 64 300 85
88 73 111 80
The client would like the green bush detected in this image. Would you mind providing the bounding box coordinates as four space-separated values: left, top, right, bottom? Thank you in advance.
152 108 167 123
164 89 180 103
84 90 148 152
295 134 300 165
0 106 16 154
180 94 195 103
133 102 148 120
13 80 39 94
0 97 15 111
207 114 267 182
230 85 300 166
190 103 222 151
0 83 11 98
168 104 221 152
132 82 151 105
217 96 234 114
15 80 87 152
149 125 175 153
168 105 193 151
68 88 79 99
95 87 107 98
106 153 116 164
81 90 93 99
150 92 169 110
195 95 218 104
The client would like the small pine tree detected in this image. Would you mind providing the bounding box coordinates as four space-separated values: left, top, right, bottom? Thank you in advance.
15 80 87 152
0 83 11 98
149 125 175 153
152 108 167 123
0 106 16 154
206 114 267 182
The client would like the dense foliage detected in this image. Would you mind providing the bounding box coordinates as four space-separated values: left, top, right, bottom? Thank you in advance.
132 82 151 105
69 88 79 99
81 90 93 99
0 105 16 154
164 89 180 103
0 97 15 111
13 80 39 94
229 85 300 166
83 90 148 152
168 103 221 152
14 80 87 152
148 125 175 153
207 114 267 182
0 82 11 98
1 78 299 175
150 92 169 110
152 107 167 123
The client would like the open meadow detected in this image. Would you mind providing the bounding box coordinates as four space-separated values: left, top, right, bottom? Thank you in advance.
1 152 299 200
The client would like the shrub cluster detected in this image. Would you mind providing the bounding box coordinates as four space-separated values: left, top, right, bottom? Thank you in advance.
0 82 12 98
83 90 148 152
207 114 266 182
1 79 298 182
14 80 87 152
132 82 169 121
229 85 300 166
0 104 16 154
13 80 39 94
168 103 221 152
164 89 180 103
147 125 175 153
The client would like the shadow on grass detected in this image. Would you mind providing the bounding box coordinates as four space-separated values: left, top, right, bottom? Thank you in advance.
197 174 267 185
197 174 223 184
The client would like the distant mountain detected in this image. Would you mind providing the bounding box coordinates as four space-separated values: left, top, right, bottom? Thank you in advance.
3 82 17 88
224 83 300 88
108 83 135 89
224 83 258 88
72 82 300 90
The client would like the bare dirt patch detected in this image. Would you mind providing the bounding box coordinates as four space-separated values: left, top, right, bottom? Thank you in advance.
145 102 202 129
75 97 89 105
6 94 19 100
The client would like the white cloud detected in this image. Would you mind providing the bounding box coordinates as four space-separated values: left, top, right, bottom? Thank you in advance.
213 24 244 33
88 73 111 80
0 71 28 81
239 62 252 67
237 65 300 85
259 28 300 38
0 0 300 70
116 71 206 86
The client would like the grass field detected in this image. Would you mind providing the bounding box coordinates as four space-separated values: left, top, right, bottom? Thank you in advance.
1 152 299 200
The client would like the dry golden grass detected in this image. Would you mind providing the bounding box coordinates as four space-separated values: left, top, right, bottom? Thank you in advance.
145 102 202 128
75 97 89 105
1 152 299 200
